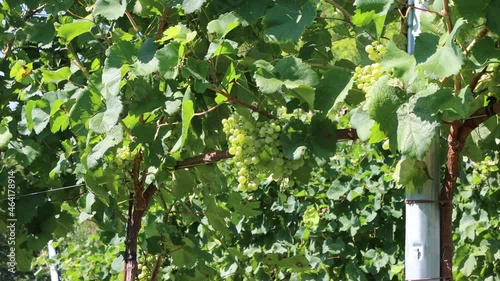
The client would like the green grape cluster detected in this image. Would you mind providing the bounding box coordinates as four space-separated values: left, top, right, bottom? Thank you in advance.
222 112 305 192
353 42 390 94
115 146 135 166
137 254 157 281
353 63 383 94
365 41 386 62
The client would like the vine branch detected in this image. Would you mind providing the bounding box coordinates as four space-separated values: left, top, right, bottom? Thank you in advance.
211 87 277 120
174 128 358 169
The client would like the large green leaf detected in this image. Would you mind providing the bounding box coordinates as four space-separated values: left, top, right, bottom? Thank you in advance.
93 0 126 21
132 38 159 76
414 86 473 121
207 12 242 38
205 196 232 237
262 0 316 43
314 67 352 115
26 21 56 45
455 0 489 22
87 124 123 168
41 67 72 83
486 0 500 35
393 158 430 194
156 42 181 79
354 0 393 13
25 99 50 134
366 75 405 151
310 115 337 159
172 169 196 198
237 0 270 24
381 41 417 84
182 0 206 14
419 19 466 79
89 96 123 134
57 20 94 43
254 56 318 106
397 98 440 160
350 108 375 141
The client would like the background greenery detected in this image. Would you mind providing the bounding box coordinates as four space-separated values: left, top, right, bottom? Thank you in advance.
0 0 499 280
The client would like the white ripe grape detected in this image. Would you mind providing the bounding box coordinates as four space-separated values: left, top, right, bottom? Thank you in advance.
353 62 384 94
365 41 386 63
221 111 306 192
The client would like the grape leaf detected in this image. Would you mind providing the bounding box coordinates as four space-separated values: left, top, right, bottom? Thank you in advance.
381 41 417 84
254 56 318 106
486 0 500 35
207 12 242 38
57 20 94 42
414 33 439 64
132 38 159 76
366 75 405 151
93 0 126 21
354 0 393 13
237 0 270 24
455 0 489 22
419 19 466 79
50 111 70 133
182 0 206 14
172 169 196 198
351 9 375 27
87 124 123 168
314 67 352 115
89 96 123 134
156 42 181 79
471 36 500 66
397 97 440 160
310 116 337 159
393 158 430 193
262 0 316 43
205 196 232 236
350 108 375 141
26 21 55 44
415 86 473 121
42 67 71 82
460 255 477 277
25 99 50 134
227 192 262 217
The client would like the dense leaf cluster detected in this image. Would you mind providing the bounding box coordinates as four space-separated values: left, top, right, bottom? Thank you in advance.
0 0 499 280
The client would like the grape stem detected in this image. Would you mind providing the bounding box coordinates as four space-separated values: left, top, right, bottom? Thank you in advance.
211 86 277 120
